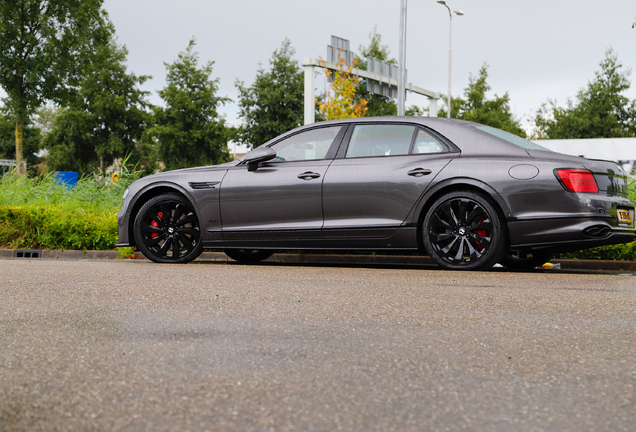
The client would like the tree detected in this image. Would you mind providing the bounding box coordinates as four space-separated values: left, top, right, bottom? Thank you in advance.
439 64 526 137
534 49 636 139
147 39 230 171
33 105 62 138
0 108 42 174
405 105 428 116
355 27 397 117
0 0 110 174
318 57 368 120
43 39 152 175
236 39 304 149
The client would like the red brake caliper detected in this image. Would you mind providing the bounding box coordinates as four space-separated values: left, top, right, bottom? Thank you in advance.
150 211 163 238
476 217 487 250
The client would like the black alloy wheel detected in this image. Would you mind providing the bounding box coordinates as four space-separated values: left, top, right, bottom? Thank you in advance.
224 249 274 264
134 193 203 263
499 250 554 269
423 191 505 271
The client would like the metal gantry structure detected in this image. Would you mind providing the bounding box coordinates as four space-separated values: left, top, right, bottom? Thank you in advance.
303 32 441 125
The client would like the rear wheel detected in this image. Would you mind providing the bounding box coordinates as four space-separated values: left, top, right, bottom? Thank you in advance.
134 193 203 263
422 191 505 271
224 249 274 264
499 250 554 269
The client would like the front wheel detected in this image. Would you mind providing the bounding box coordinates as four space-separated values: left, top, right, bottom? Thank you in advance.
224 249 274 264
134 193 203 263
422 191 506 271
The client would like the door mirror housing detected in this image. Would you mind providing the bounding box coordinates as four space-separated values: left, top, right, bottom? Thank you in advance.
244 146 276 172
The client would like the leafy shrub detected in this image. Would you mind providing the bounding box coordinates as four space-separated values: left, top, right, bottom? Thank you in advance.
0 205 117 250
0 160 141 250
559 241 636 261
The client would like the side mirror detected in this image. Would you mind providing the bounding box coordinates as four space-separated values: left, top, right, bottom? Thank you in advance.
244 146 276 172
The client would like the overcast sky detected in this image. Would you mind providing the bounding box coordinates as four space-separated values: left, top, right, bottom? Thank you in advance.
99 0 636 133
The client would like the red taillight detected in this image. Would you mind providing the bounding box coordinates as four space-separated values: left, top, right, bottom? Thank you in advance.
556 169 599 193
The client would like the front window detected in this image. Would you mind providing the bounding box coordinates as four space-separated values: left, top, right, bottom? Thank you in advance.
270 126 342 162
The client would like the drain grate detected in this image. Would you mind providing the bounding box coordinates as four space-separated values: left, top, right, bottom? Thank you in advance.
14 249 42 258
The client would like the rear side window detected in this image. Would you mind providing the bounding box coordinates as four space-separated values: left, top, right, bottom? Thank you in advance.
346 125 415 158
413 129 444 154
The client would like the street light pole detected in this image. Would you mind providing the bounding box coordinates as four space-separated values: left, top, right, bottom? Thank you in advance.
437 1 463 119
398 0 407 116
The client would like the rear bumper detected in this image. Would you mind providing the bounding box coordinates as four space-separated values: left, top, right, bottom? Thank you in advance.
508 216 635 252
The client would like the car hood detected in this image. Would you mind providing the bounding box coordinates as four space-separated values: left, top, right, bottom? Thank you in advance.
143 161 237 179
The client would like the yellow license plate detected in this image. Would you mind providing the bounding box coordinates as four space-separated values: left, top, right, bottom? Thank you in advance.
617 209 633 226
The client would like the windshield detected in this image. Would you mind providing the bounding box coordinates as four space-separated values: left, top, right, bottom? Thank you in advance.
475 125 552 151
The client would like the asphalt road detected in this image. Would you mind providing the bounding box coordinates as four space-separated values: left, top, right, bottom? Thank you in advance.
0 259 635 431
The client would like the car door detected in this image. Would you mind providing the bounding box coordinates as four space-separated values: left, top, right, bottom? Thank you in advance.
321 123 455 238
220 125 345 240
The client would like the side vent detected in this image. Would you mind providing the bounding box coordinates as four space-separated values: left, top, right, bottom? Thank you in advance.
582 225 611 238
189 182 220 190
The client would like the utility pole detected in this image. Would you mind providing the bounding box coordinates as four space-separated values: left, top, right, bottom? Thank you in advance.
397 0 407 116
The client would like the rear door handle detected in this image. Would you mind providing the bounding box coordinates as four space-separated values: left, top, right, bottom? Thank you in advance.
407 168 432 177
297 171 321 180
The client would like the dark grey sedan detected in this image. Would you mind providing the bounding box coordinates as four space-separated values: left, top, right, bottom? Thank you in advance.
116 117 635 270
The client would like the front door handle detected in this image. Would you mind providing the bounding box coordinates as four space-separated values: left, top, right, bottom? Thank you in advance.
407 168 432 177
297 171 321 180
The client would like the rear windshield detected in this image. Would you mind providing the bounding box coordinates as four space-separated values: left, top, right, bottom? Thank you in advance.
476 125 552 151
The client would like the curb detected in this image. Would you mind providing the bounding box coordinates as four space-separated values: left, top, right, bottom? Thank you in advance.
1 249 635 271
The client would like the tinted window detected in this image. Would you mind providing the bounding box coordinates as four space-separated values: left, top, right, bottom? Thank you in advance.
476 125 552 151
270 126 342 162
346 125 415 158
412 129 444 154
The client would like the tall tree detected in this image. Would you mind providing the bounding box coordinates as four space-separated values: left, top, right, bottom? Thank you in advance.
439 64 526 137
0 0 110 174
147 39 230 171
236 39 304 149
534 49 636 139
43 39 152 175
355 27 397 117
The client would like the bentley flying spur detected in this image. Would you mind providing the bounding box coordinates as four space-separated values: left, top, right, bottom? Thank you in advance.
116 117 635 270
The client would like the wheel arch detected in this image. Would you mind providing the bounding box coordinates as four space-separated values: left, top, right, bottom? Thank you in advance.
413 178 511 251
127 183 195 248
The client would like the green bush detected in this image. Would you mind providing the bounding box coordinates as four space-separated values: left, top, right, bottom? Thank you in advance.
560 178 636 261
559 241 636 261
0 205 117 250
0 160 141 250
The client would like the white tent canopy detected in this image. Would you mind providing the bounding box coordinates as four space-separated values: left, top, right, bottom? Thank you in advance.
532 138 636 173
533 137 636 160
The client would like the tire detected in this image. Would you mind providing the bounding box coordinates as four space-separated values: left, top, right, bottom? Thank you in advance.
422 191 506 271
499 250 554 269
224 249 274 264
134 193 203 263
